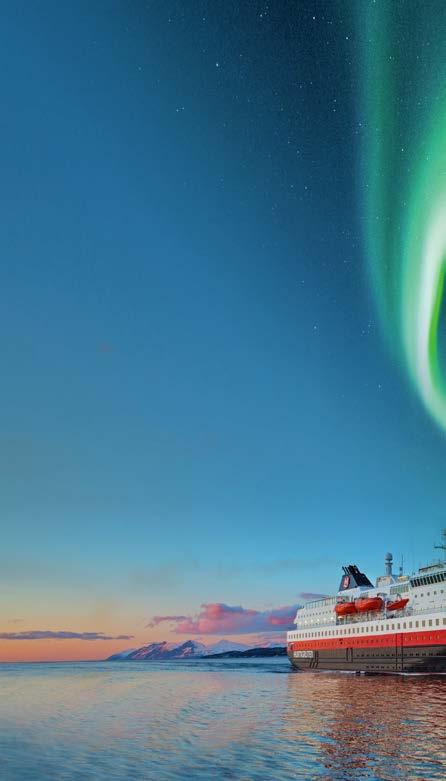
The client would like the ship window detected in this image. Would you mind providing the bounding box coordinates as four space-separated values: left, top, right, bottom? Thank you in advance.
422 621 425 627
427 592 430 596
409 622 412 628
403 623 406 629
443 618 446 625
428 620 432 627
436 619 439 626
415 621 419 628
386 624 389 630
397 623 400 630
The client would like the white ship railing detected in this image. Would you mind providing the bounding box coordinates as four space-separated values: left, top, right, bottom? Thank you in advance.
295 602 446 630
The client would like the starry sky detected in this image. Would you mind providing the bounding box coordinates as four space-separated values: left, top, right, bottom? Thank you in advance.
1 0 446 661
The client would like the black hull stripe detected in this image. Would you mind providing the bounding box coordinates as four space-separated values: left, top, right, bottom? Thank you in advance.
288 644 446 673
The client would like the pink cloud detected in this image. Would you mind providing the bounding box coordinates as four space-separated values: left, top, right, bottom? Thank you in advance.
148 603 299 635
146 615 188 629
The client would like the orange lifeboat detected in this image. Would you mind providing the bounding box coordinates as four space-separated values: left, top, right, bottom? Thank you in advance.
335 601 357 616
354 596 383 612
386 598 409 611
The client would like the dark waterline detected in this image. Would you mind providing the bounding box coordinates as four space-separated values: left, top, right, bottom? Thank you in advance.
0 659 445 780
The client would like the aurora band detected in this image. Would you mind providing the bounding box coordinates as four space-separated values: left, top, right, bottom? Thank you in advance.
360 1 446 430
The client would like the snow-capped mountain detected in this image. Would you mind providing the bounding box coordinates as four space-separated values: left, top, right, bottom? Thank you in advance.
252 634 287 648
203 640 249 655
109 647 138 659
108 639 249 661
108 640 207 661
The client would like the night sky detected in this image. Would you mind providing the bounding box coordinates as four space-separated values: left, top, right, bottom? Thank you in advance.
1 1 446 660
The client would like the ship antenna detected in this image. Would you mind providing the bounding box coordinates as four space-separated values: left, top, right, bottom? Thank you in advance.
399 555 404 576
434 528 446 563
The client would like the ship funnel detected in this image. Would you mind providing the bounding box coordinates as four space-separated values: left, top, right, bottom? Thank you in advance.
385 552 393 576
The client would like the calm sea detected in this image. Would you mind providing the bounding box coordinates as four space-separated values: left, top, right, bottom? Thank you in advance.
0 659 445 780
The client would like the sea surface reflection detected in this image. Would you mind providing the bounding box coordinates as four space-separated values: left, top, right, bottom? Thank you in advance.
0 660 444 780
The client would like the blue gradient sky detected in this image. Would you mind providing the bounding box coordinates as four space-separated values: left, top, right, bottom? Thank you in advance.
1 1 445 660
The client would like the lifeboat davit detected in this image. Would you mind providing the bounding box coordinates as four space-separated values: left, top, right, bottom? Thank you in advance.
386 598 409 611
335 601 357 616
354 596 383 612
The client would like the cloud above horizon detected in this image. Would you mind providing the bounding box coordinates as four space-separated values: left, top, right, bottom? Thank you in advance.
298 592 328 601
0 630 134 641
147 615 188 629
148 603 299 635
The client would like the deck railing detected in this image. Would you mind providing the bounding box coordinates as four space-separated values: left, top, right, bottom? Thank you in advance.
296 602 446 630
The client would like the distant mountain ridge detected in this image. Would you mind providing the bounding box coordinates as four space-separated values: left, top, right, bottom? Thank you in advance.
205 646 287 659
107 638 284 661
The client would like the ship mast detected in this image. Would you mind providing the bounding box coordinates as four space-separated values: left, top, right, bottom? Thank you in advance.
434 528 446 563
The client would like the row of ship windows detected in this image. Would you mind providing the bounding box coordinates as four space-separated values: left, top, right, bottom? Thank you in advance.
411 572 446 587
413 590 444 598
335 634 443 645
356 651 440 658
389 582 409 594
289 617 446 639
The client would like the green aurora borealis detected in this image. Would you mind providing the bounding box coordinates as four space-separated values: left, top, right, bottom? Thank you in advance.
361 1 446 430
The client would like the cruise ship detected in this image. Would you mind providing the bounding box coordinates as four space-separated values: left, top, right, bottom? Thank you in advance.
287 532 446 674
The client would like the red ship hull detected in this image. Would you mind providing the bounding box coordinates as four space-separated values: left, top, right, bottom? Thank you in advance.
288 629 446 674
